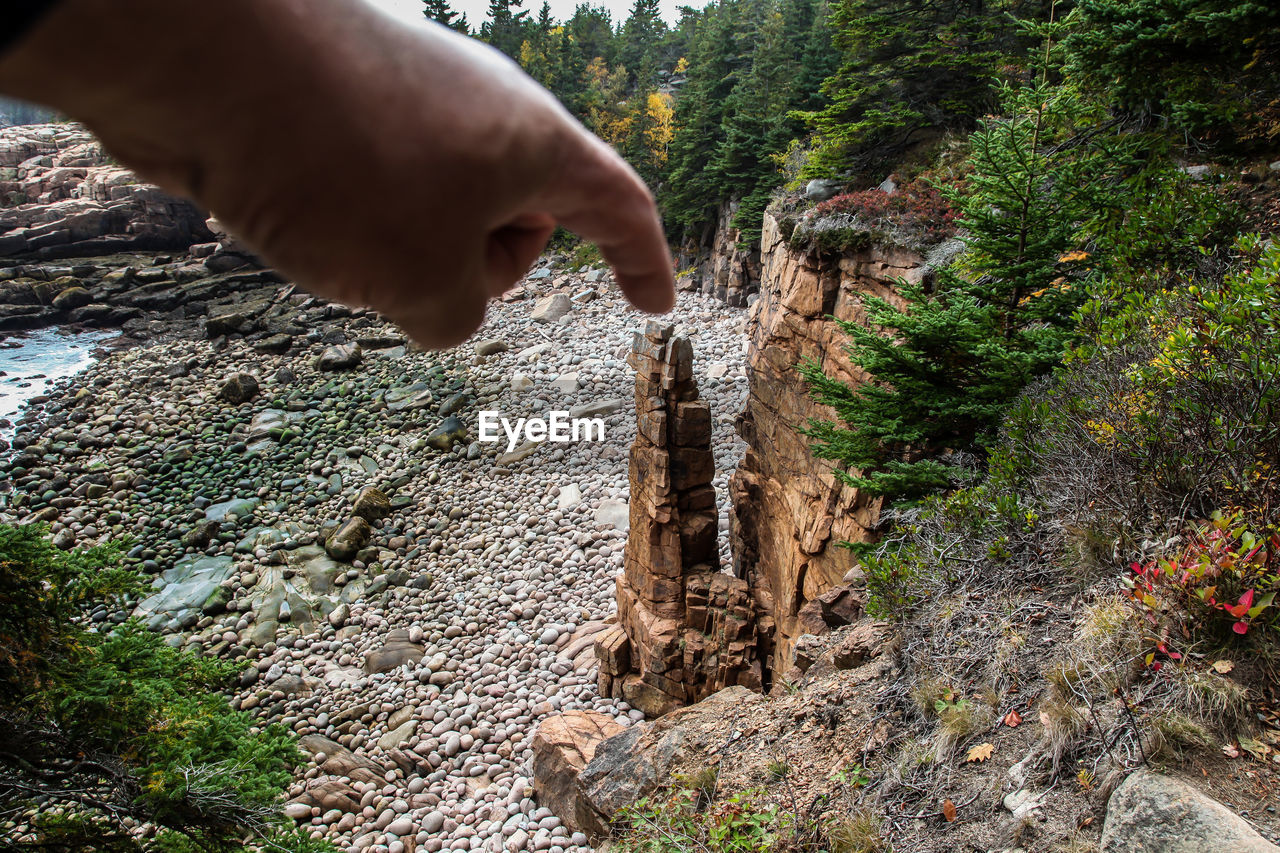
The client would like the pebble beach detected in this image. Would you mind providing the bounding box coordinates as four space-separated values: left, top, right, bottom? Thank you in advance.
0 268 748 853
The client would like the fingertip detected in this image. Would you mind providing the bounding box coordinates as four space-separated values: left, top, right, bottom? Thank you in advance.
618 270 676 315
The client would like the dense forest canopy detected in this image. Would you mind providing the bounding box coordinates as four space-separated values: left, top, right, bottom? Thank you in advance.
426 0 1279 254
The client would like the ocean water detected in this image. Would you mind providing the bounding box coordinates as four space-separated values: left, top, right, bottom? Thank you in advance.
0 328 113 434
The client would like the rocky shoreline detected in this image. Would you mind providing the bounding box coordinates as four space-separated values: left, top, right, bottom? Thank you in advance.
0 251 748 853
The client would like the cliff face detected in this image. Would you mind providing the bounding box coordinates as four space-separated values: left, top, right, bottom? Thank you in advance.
675 200 760 307
0 124 212 259
730 211 929 671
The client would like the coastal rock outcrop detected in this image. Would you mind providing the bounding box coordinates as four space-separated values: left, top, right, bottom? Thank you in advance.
595 321 762 717
730 210 927 670
0 124 213 259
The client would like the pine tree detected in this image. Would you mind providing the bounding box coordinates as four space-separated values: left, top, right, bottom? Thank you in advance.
620 0 666 88
661 0 747 238
801 78 1115 502
798 0 1051 180
481 0 532 58
423 0 471 33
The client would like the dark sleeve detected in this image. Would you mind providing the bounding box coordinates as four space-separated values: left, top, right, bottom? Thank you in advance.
2 1 62 55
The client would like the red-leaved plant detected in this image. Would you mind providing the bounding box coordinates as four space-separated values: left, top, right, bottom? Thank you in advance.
811 181 957 245
1126 512 1279 660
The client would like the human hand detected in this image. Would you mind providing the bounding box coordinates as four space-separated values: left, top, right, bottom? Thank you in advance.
0 0 676 347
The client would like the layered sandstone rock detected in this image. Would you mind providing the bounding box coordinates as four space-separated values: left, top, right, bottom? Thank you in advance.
0 123 213 259
675 199 760 307
730 210 930 671
530 711 626 833
596 321 762 716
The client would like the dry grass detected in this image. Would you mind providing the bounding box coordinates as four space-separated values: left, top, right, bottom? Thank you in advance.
675 766 719 807
1147 710 1213 763
1051 834 1101 853
827 810 890 853
1163 666 1251 732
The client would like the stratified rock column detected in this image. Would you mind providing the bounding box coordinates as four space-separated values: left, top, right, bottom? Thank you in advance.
595 321 761 717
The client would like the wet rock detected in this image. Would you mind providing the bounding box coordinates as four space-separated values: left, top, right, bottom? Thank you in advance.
325 516 371 562
426 415 467 450
383 382 433 411
218 372 259 404
51 286 92 310
351 485 391 523
133 554 235 631
205 496 259 522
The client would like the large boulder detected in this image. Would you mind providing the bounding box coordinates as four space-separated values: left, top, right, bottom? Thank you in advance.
1102 769 1280 852
218 372 259 404
325 516 371 562
316 343 362 371
364 629 425 674
531 711 626 833
531 293 572 323
575 686 766 838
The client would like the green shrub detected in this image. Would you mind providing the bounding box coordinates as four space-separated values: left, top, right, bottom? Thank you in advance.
0 524 331 852
613 788 792 852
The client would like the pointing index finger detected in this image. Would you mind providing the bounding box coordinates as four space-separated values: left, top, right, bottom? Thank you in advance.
547 133 675 315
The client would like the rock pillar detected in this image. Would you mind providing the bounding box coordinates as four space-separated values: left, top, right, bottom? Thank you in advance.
595 321 761 717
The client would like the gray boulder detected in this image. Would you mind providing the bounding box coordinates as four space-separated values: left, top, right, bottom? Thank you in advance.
1102 769 1279 852
475 339 508 357
316 343 362 371
804 178 841 202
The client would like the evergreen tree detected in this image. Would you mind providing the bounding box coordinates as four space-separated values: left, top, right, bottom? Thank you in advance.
661 0 747 238
0 525 332 851
1064 0 1280 143
620 0 667 88
801 78 1115 501
423 0 471 33
481 0 532 58
798 0 1051 180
